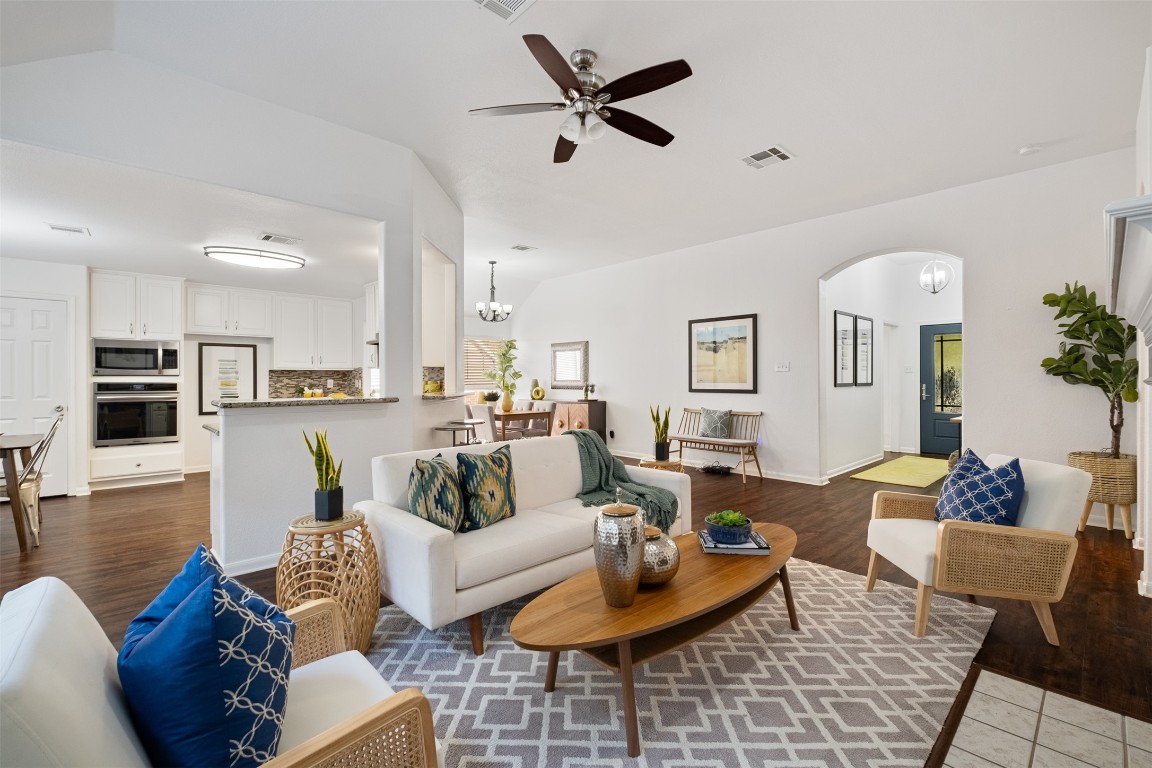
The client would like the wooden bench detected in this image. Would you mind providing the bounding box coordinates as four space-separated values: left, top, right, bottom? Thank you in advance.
669 408 763 483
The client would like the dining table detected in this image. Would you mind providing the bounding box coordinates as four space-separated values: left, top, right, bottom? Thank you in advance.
493 409 553 441
1 432 44 554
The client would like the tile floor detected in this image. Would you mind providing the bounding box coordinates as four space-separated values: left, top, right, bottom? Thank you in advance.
945 670 1152 768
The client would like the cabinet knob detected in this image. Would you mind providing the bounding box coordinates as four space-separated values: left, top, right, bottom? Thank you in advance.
130 322 134 335
135 463 142 468
142 324 147 335
224 320 229 330
575 420 584 428
557 420 565 428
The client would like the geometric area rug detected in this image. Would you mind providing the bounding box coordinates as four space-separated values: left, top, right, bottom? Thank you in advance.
366 559 996 768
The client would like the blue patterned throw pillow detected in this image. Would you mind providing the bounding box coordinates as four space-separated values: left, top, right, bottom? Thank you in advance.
699 408 732 439
118 545 295 768
457 444 516 532
408 454 465 531
934 450 1026 526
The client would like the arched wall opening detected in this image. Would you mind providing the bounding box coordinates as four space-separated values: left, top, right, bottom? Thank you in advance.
817 248 964 481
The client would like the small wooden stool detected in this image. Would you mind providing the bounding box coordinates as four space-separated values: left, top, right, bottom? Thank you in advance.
277 511 380 653
638 458 683 473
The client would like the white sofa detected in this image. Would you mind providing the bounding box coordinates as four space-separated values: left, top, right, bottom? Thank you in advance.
354 434 692 653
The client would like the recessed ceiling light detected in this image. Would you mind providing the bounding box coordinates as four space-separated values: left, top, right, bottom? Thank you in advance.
46 223 91 235
1017 145 1041 156
204 246 305 269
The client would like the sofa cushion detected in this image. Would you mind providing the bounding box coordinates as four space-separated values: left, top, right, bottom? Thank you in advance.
457 445 516 532
454 509 590 590
118 545 295 768
538 497 601 538
867 518 940 586
935 450 1025 527
699 408 732 439
1 578 151 768
407 454 464 532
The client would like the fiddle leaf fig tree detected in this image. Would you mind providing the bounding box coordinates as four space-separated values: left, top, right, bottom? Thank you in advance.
1041 282 1139 459
484 338 523 396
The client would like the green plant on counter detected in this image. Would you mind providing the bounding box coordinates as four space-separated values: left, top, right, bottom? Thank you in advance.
303 430 343 490
649 405 670 442
705 509 749 527
483 338 523 396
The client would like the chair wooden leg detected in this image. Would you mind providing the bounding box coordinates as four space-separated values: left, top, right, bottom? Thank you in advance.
1119 504 1133 540
1078 500 1093 532
739 449 748 484
914 583 934 637
468 612 485 654
750 449 764 482
1106 504 1115 531
1031 601 1060 646
865 550 880 592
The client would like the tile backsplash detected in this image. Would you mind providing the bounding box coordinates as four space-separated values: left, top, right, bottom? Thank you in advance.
423 366 445 394
269 369 363 398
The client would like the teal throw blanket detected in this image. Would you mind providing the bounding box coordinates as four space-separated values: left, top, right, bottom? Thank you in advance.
566 429 679 533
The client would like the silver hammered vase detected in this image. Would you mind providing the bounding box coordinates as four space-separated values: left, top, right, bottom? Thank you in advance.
594 490 645 608
640 526 680 587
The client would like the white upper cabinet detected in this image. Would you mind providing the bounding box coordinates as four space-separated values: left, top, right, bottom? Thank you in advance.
272 295 353 370
316 299 354 369
90 271 182 340
186 284 273 337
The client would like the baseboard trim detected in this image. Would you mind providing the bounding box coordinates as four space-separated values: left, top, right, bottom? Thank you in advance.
825 453 886 482
217 550 280 577
183 465 209 474
69 485 91 497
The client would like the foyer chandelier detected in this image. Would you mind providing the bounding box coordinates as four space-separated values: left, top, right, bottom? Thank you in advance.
476 260 513 323
919 259 955 294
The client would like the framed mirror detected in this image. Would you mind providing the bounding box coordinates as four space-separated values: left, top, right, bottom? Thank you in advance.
551 341 588 389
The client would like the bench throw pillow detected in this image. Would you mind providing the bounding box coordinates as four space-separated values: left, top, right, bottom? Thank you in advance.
699 408 732 439
408 454 465 531
934 449 1026 526
117 544 295 768
457 444 516 532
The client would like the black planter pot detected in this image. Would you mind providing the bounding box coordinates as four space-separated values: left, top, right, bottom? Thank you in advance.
654 442 670 461
314 487 344 522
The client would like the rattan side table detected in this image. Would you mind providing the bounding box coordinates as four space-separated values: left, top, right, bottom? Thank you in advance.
638 458 683 473
276 510 380 653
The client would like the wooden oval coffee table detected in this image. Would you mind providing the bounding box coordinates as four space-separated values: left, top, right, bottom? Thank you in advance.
510 522 799 757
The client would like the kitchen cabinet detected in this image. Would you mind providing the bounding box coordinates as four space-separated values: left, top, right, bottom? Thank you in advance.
186 284 274 337
273 295 353 369
90 271 182 340
550 400 607 442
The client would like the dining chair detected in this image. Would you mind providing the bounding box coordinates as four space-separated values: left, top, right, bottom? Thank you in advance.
3 415 64 548
518 401 555 438
466 404 499 443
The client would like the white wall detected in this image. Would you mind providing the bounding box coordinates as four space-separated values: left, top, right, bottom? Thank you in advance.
0 257 89 494
511 149 1135 483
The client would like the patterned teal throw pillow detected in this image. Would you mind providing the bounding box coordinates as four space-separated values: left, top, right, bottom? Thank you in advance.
456 445 516 532
700 408 732 439
407 454 464 532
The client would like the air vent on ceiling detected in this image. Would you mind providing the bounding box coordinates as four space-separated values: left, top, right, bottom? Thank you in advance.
46 223 91 236
259 232 302 246
740 146 793 169
510 244 537 251
473 0 536 24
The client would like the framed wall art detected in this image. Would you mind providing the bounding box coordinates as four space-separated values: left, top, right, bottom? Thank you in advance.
199 342 257 415
854 315 874 386
834 310 855 387
688 314 757 393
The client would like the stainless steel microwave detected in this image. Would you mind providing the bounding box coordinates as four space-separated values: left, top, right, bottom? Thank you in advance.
93 339 180 376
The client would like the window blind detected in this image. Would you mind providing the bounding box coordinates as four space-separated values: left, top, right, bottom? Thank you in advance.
463 338 503 388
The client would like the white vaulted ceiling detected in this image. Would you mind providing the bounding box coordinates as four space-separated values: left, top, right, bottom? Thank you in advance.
2 1 1150 299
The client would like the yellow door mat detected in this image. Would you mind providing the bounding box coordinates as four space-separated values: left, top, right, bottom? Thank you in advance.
850 456 950 488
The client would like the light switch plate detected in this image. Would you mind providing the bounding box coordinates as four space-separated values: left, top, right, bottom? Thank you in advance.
775 362 790 372
903 366 914 374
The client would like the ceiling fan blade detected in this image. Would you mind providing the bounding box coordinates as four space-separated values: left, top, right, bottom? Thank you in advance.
523 34 582 94
597 60 692 103
554 135 577 163
602 108 675 147
469 103 566 117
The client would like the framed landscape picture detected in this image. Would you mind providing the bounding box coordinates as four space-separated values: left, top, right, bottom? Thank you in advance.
834 311 855 387
688 314 757 393
854 315 874 386
199 342 257 415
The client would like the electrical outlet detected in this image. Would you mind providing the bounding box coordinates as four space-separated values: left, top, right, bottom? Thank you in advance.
774 362 790 372
327 378 334 388
903 366 913 374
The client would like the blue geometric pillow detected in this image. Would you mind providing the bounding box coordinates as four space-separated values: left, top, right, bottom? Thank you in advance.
118 545 295 768
934 450 1026 526
408 454 464 531
457 444 516 532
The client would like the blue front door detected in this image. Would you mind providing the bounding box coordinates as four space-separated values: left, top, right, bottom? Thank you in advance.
919 323 962 456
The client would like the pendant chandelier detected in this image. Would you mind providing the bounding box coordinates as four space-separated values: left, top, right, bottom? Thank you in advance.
919 259 955 294
476 260 513 322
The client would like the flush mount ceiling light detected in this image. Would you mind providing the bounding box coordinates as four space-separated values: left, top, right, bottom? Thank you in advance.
204 246 305 269
476 260 513 322
919 259 955 294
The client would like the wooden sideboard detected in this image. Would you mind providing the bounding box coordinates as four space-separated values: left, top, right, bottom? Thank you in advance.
550 400 606 443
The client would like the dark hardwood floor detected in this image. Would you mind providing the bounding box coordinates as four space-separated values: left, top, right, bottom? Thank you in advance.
3 454 1148 739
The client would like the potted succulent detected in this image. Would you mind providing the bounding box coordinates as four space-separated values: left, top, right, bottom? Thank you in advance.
483 391 501 403
650 404 671 461
1041 282 1139 511
304 430 343 521
484 338 523 413
705 509 752 545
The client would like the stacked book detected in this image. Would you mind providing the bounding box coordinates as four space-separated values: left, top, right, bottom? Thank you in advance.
697 529 772 555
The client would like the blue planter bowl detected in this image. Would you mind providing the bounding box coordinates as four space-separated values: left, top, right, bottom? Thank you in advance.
706 519 752 545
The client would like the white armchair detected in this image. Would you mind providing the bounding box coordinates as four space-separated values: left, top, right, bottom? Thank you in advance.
0 577 442 767
864 454 1091 645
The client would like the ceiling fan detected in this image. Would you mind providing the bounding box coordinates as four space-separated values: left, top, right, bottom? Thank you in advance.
469 34 692 163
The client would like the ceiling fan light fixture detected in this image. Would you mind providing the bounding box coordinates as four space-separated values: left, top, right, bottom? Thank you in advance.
559 112 583 142
583 112 607 140
204 246 305 269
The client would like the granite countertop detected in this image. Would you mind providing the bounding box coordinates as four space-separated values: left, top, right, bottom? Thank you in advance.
421 393 466 401
212 396 400 409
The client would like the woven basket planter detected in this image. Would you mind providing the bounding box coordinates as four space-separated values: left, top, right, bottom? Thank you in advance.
1067 451 1137 505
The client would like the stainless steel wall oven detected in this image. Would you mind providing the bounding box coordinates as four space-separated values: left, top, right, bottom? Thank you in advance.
93 382 180 446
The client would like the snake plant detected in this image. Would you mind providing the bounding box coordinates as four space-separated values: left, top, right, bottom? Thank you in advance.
650 405 670 443
303 430 343 490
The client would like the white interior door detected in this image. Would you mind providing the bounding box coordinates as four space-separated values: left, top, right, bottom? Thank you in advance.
0 297 70 497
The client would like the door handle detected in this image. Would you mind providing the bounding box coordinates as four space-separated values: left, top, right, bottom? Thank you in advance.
319 355 323 365
225 320 229 330
54 405 64 413
143 324 147 335
130 322 134 335
921 384 928 401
